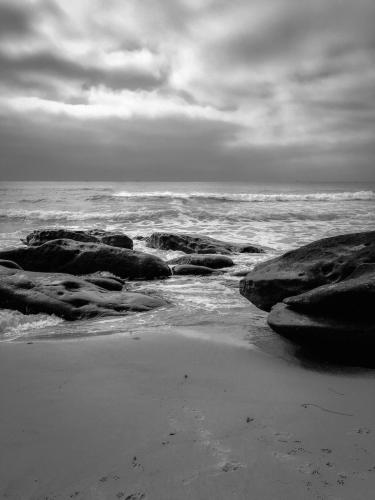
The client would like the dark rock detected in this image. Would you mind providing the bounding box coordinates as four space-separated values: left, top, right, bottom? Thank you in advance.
0 268 166 320
82 272 126 291
0 259 22 270
23 228 133 249
0 239 171 280
267 263 375 346
172 264 220 276
240 231 375 311
146 232 265 254
267 302 375 346
168 254 234 269
283 265 375 314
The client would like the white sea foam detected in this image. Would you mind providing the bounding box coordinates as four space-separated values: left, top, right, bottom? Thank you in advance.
0 309 64 340
113 190 375 202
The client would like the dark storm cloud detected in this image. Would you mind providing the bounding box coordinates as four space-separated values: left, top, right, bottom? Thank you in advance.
0 0 374 180
0 4 32 38
0 0 64 39
0 48 168 93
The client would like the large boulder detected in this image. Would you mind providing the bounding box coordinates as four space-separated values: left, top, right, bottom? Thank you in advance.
267 264 375 346
168 254 234 269
0 266 166 320
267 304 375 346
240 231 375 311
23 228 133 249
283 264 375 314
146 232 265 254
0 239 171 280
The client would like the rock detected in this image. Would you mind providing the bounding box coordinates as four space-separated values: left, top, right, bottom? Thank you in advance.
172 264 220 276
146 232 265 254
267 302 375 346
0 267 166 320
283 264 375 314
0 239 171 280
0 259 22 270
231 269 253 277
82 272 126 291
168 254 234 269
23 228 133 249
267 264 375 346
240 231 375 311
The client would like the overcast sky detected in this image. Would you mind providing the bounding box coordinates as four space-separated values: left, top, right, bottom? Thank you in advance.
0 0 374 181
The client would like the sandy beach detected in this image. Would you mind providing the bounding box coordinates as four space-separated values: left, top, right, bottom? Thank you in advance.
1 329 374 500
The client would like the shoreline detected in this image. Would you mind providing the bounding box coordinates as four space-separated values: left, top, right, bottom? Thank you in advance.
1 329 374 499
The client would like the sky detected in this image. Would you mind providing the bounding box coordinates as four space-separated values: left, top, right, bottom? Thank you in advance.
0 0 374 182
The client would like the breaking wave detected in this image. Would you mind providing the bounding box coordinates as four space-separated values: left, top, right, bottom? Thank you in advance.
112 190 375 202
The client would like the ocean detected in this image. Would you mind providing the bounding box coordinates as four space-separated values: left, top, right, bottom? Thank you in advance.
0 181 374 343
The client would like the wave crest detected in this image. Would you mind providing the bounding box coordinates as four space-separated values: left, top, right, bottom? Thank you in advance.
112 190 375 202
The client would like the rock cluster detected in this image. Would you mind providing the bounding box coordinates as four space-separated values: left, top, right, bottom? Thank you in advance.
0 229 171 322
0 226 272 324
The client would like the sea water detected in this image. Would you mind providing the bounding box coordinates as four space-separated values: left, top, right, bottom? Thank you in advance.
0 181 374 343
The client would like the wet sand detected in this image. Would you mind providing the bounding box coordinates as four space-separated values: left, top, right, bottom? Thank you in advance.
0 330 374 500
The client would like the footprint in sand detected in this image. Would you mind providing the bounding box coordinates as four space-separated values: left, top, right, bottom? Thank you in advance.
124 493 146 500
132 456 144 471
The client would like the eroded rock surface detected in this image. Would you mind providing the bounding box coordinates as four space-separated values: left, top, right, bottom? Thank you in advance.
0 266 166 320
266 263 375 346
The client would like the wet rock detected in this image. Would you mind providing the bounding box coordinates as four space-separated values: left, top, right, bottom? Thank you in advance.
0 259 22 270
240 231 375 311
267 302 375 346
0 239 171 280
231 269 253 277
23 228 133 249
172 264 220 276
267 264 375 346
168 254 234 269
0 267 166 320
81 272 126 291
283 264 375 314
146 232 265 254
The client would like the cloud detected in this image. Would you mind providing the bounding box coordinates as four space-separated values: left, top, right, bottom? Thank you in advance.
0 0 374 180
